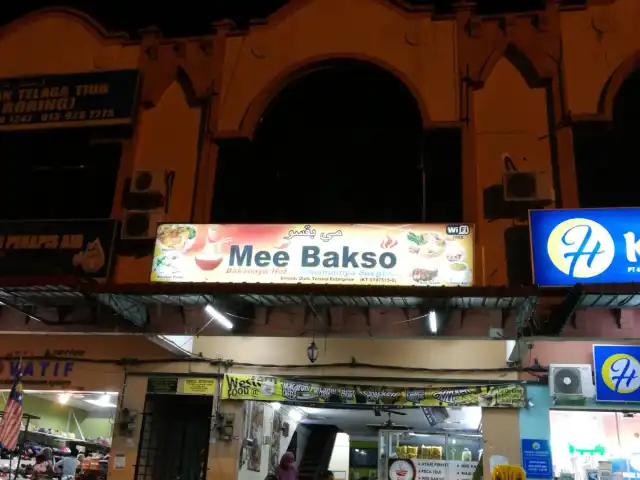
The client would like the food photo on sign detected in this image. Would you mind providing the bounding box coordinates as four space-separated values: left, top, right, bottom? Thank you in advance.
150 223 474 287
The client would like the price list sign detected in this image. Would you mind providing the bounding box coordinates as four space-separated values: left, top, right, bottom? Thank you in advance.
415 460 479 480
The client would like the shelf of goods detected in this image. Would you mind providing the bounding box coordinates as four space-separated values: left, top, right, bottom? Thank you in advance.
0 413 110 479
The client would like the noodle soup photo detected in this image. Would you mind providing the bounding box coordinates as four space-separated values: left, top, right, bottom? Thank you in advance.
156 224 197 251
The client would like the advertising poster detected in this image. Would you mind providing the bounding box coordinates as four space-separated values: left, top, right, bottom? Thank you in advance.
521 439 553 479
269 409 282 474
221 374 526 408
150 223 474 287
248 401 264 472
529 208 640 286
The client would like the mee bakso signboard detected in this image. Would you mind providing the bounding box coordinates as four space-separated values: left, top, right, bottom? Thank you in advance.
150 223 474 287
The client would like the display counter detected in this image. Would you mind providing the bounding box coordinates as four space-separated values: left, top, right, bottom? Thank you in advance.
377 430 482 480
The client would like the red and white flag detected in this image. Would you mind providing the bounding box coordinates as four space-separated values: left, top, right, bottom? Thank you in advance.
0 370 23 450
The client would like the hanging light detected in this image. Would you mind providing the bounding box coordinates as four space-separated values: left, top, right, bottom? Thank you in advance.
307 341 319 363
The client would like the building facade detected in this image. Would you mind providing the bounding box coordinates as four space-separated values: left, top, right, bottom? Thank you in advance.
0 1 639 479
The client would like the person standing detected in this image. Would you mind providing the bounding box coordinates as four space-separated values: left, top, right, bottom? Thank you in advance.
275 452 298 480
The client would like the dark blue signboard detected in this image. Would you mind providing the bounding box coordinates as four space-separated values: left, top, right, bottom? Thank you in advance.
521 439 553 479
0 69 139 130
593 344 640 402
0 219 118 281
529 208 640 286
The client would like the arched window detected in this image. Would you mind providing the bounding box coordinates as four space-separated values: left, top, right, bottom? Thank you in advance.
211 59 462 224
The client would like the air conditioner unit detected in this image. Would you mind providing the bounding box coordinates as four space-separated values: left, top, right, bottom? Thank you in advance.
549 364 595 403
503 171 554 202
130 170 165 194
121 210 164 240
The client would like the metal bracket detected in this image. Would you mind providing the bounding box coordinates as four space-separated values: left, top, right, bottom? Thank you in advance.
612 308 622 329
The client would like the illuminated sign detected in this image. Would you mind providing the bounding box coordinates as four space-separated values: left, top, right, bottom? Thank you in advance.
150 223 474 287
0 69 139 130
529 208 640 286
593 345 640 402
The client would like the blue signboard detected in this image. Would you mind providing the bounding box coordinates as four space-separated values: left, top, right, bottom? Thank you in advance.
0 69 139 130
593 345 640 402
521 439 553 479
529 208 640 286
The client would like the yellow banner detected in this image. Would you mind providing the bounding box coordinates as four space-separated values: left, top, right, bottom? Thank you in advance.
150 223 474 286
220 374 525 408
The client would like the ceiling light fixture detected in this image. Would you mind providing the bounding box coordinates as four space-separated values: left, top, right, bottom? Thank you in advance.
85 393 117 408
429 310 437 334
204 304 233 331
58 393 71 405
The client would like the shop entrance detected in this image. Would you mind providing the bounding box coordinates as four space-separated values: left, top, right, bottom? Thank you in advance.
550 409 640 480
134 393 213 480
0 389 115 479
241 402 483 480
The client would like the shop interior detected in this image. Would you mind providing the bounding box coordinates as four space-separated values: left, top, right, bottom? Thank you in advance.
240 402 482 480
0 390 115 479
550 409 640 480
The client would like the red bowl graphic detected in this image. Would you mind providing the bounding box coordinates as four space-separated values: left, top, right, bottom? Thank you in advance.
396 470 408 477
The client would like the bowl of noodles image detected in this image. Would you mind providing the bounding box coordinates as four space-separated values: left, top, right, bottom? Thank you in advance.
156 224 197 252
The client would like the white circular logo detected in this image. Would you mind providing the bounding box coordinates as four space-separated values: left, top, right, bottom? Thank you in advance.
261 381 275 397
547 218 615 279
389 459 415 480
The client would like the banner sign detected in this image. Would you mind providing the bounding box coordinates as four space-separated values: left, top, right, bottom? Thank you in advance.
220 374 525 408
0 219 118 280
529 208 640 286
593 344 640 402
150 223 474 287
0 69 139 130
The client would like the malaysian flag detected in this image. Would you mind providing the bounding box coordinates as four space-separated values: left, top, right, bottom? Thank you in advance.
0 370 23 451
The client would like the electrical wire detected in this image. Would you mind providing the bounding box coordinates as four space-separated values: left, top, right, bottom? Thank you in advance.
0 355 548 373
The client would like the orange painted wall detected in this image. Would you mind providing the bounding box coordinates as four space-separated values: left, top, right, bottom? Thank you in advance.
0 334 175 392
4 1 638 289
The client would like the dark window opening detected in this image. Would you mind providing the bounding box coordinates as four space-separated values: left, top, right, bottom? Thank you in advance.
574 68 640 208
350 447 378 468
211 60 462 224
135 393 212 480
0 127 125 220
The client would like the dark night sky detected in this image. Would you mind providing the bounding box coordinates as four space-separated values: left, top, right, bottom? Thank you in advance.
0 1 558 37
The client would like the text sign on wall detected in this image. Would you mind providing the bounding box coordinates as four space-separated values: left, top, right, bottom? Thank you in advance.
529 208 640 286
0 349 84 388
521 439 553 479
150 223 475 287
0 219 118 281
593 344 640 402
0 69 139 130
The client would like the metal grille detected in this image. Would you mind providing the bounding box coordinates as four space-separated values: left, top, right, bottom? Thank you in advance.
134 394 213 480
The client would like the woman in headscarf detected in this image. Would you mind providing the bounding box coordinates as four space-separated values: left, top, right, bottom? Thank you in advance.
275 452 297 480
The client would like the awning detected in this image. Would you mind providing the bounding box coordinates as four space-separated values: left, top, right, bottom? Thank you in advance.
0 277 635 333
